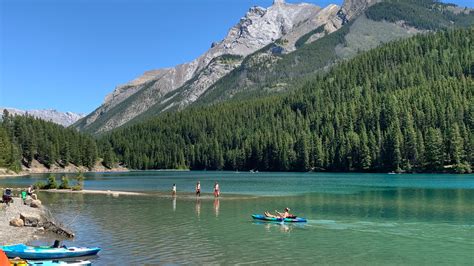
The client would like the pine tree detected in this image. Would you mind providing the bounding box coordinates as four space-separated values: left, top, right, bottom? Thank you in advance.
425 128 444 171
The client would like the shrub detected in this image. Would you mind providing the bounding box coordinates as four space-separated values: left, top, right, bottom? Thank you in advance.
454 163 472 174
45 174 58 189
34 181 47 189
59 176 70 189
72 172 85 191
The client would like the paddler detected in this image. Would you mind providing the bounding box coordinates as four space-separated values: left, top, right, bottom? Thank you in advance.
264 208 293 218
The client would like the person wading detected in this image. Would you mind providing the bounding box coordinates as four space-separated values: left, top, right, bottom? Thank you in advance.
195 181 201 197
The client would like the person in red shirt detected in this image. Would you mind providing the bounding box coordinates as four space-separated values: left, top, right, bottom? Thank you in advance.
214 182 220 197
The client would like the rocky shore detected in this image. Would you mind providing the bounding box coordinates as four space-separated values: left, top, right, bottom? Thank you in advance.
0 195 73 245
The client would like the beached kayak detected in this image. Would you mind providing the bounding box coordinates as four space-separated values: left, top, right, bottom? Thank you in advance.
252 214 307 223
9 258 91 266
0 244 100 260
26 260 92 266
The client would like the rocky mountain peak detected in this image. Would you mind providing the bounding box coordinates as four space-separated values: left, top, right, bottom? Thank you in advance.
341 0 379 20
273 0 286 5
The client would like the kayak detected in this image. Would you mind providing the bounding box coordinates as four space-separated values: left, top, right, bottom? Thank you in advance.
252 214 307 223
26 260 92 266
9 259 91 266
0 244 100 260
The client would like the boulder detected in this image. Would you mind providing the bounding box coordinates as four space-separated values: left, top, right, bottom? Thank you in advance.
10 218 24 227
20 213 41 227
30 199 42 208
24 196 33 206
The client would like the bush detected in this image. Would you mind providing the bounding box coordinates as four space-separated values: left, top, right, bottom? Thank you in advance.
34 181 47 189
72 173 85 191
59 176 70 189
45 174 58 189
454 163 472 174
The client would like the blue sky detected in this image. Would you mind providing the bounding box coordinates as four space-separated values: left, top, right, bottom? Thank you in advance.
0 0 472 114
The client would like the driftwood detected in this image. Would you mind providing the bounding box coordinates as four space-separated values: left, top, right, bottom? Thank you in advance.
41 220 75 238
40 208 75 238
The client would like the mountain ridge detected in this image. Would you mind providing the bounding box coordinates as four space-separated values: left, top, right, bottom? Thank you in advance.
1 107 84 127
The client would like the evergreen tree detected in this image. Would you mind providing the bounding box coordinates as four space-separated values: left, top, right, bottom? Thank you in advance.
425 128 444 171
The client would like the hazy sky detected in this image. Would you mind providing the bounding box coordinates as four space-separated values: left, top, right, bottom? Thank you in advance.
1 0 472 114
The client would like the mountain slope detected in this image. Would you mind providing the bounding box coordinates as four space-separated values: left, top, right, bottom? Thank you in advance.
76 0 473 134
190 0 473 107
0 113 99 172
100 27 474 173
74 0 344 133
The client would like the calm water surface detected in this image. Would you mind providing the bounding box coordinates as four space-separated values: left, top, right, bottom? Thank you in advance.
1 172 473 265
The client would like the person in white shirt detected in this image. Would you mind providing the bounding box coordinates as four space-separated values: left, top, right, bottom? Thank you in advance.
195 181 201 197
171 184 176 197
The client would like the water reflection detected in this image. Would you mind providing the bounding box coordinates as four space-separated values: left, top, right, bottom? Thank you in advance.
195 198 201 217
213 198 220 217
254 221 294 233
172 197 176 212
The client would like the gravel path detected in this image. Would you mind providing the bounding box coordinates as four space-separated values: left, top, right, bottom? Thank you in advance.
0 197 45 245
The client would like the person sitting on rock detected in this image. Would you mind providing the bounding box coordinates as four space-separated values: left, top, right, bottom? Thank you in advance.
27 185 38 200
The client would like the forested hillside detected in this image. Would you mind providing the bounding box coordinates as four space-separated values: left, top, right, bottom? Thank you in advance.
0 111 107 172
100 28 473 173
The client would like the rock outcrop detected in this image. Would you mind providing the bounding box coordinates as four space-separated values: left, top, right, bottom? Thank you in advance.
30 199 42 208
20 212 42 227
1 197 74 244
341 0 379 20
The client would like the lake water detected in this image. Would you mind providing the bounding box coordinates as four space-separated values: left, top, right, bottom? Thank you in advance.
1 171 474 265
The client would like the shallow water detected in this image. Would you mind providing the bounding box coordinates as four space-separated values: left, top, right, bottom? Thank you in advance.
1 172 474 265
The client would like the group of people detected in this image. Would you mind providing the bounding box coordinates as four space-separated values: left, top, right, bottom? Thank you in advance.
171 181 220 197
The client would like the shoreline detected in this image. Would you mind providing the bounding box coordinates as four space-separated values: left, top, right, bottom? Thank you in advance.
0 169 130 178
0 197 73 246
40 189 146 196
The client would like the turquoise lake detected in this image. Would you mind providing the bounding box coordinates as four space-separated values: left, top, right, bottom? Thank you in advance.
1 171 473 265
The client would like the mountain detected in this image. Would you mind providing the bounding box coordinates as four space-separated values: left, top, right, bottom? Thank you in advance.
100 27 474 173
73 0 351 133
1 107 84 127
74 0 473 134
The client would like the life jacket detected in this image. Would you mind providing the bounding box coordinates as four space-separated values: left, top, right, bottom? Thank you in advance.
0 250 10 266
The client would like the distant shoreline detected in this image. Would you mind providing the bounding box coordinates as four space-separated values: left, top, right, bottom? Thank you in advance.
0 167 129 178
40 189 146 196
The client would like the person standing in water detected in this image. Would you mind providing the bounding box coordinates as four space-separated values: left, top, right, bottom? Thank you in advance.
195 181 201 197
172 184 177 197
214 182 220 197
